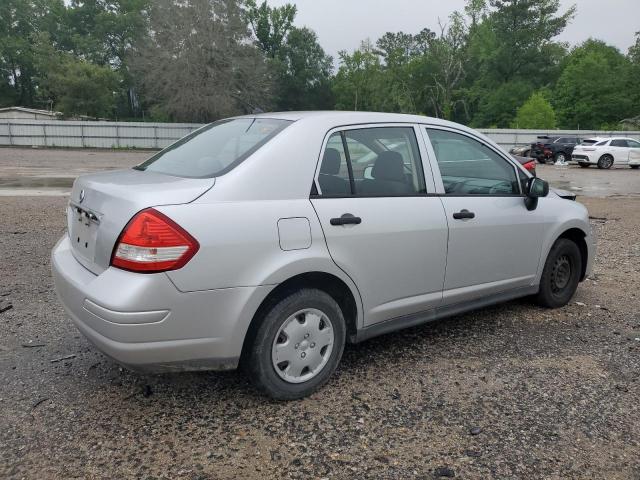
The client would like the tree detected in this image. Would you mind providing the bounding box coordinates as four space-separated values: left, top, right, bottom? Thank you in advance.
629 31 640 64
45 57 120 118
554 40 635 129
274 27 333 110
245 2 332 111
333 40 387 111
0 0 66 107
245 0 296 59
511 91 556 128
421 15 467 119
129 0 272 122
472 81 533 127
485 0 575 83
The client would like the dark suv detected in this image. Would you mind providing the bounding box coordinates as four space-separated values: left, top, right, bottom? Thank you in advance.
530 136 582 164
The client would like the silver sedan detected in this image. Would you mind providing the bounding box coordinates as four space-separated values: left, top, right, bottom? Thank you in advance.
52 112 595 399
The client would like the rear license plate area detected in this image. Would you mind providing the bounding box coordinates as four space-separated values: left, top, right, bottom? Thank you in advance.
70 207 99 262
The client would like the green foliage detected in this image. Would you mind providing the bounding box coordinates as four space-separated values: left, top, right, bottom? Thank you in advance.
484 0 575 83
333 41 387 111
472 82 533 127
629 32 640 64
48 57 120 119
246 2 332 111
0 0 66 107
274 27 334 110
0 0 638 125
511 92 557 129
129 0 271 122
553 40 636 129
246 0 297 59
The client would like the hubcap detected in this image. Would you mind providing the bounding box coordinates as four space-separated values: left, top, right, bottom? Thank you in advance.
551 255 572 294
602 156 613 168
271 308 334 384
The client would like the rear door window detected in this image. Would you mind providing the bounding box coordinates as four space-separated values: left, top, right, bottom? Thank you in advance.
136 118 292 178
316 127 427 197
611 139 629 148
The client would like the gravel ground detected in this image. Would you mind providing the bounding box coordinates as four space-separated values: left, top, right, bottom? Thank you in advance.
1 150 640 479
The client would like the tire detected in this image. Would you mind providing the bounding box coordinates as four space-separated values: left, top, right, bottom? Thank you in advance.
630 165 640 169
245 288 346 400
555 152 567 163
578 163 591 168
536 238 583 308
597 154 614 169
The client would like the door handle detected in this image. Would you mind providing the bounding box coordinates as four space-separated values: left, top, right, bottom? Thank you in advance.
452 209 475 220
330 214 362 226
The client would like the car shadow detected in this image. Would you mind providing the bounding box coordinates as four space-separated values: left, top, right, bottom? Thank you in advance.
99 297 539 407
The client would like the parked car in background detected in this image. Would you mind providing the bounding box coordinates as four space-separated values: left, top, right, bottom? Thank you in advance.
509 145 531 157
530 136 582 164
512 155 536 175
572 137 640 169
52 112 594 399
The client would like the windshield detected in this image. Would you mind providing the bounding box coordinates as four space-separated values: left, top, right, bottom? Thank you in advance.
135 118 292 178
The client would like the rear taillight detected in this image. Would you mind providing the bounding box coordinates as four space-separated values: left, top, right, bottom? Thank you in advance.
111 208 199 273
523 160 536 172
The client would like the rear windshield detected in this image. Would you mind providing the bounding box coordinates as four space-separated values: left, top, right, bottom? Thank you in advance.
135 118 292 178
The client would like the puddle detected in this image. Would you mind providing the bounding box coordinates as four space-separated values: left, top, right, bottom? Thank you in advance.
0 177 75 189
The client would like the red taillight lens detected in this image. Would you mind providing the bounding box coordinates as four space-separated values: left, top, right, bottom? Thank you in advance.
523 160 536 172
111 208 199 273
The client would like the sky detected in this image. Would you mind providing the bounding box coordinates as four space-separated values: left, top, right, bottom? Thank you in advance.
265 0 639 62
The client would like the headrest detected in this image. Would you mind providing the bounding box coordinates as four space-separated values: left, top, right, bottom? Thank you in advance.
372 151 405 182
321 148 341 175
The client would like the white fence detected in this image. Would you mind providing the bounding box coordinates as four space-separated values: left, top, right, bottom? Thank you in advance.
1 119 639 150
0 120 202 149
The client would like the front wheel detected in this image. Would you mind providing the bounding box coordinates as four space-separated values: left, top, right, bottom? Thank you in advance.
536 238 582 308
630 165 640 169
597 154 614 169
555 152 567 163
245 289 346 400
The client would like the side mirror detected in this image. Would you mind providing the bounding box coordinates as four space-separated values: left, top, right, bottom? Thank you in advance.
527 177 549 198
524 177 549 211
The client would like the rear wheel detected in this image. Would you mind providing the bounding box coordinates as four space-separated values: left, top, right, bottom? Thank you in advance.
597 154 614 169
578 163 591 168
536 238 582 308
246 289 346 400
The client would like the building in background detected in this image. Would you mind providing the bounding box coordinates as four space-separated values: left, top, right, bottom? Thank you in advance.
0 107 62 120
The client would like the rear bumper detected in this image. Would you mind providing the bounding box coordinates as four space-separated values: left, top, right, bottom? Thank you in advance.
51 235 272 372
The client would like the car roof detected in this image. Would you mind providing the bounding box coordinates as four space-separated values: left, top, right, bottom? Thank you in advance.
231 110 461 127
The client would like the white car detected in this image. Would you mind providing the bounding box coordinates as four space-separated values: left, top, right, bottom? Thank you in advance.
572 137 640 169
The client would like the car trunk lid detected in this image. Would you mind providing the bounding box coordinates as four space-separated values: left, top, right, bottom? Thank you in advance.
67 169 214 274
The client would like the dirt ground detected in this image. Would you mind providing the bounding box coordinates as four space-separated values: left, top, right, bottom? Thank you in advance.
1 148 640 479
